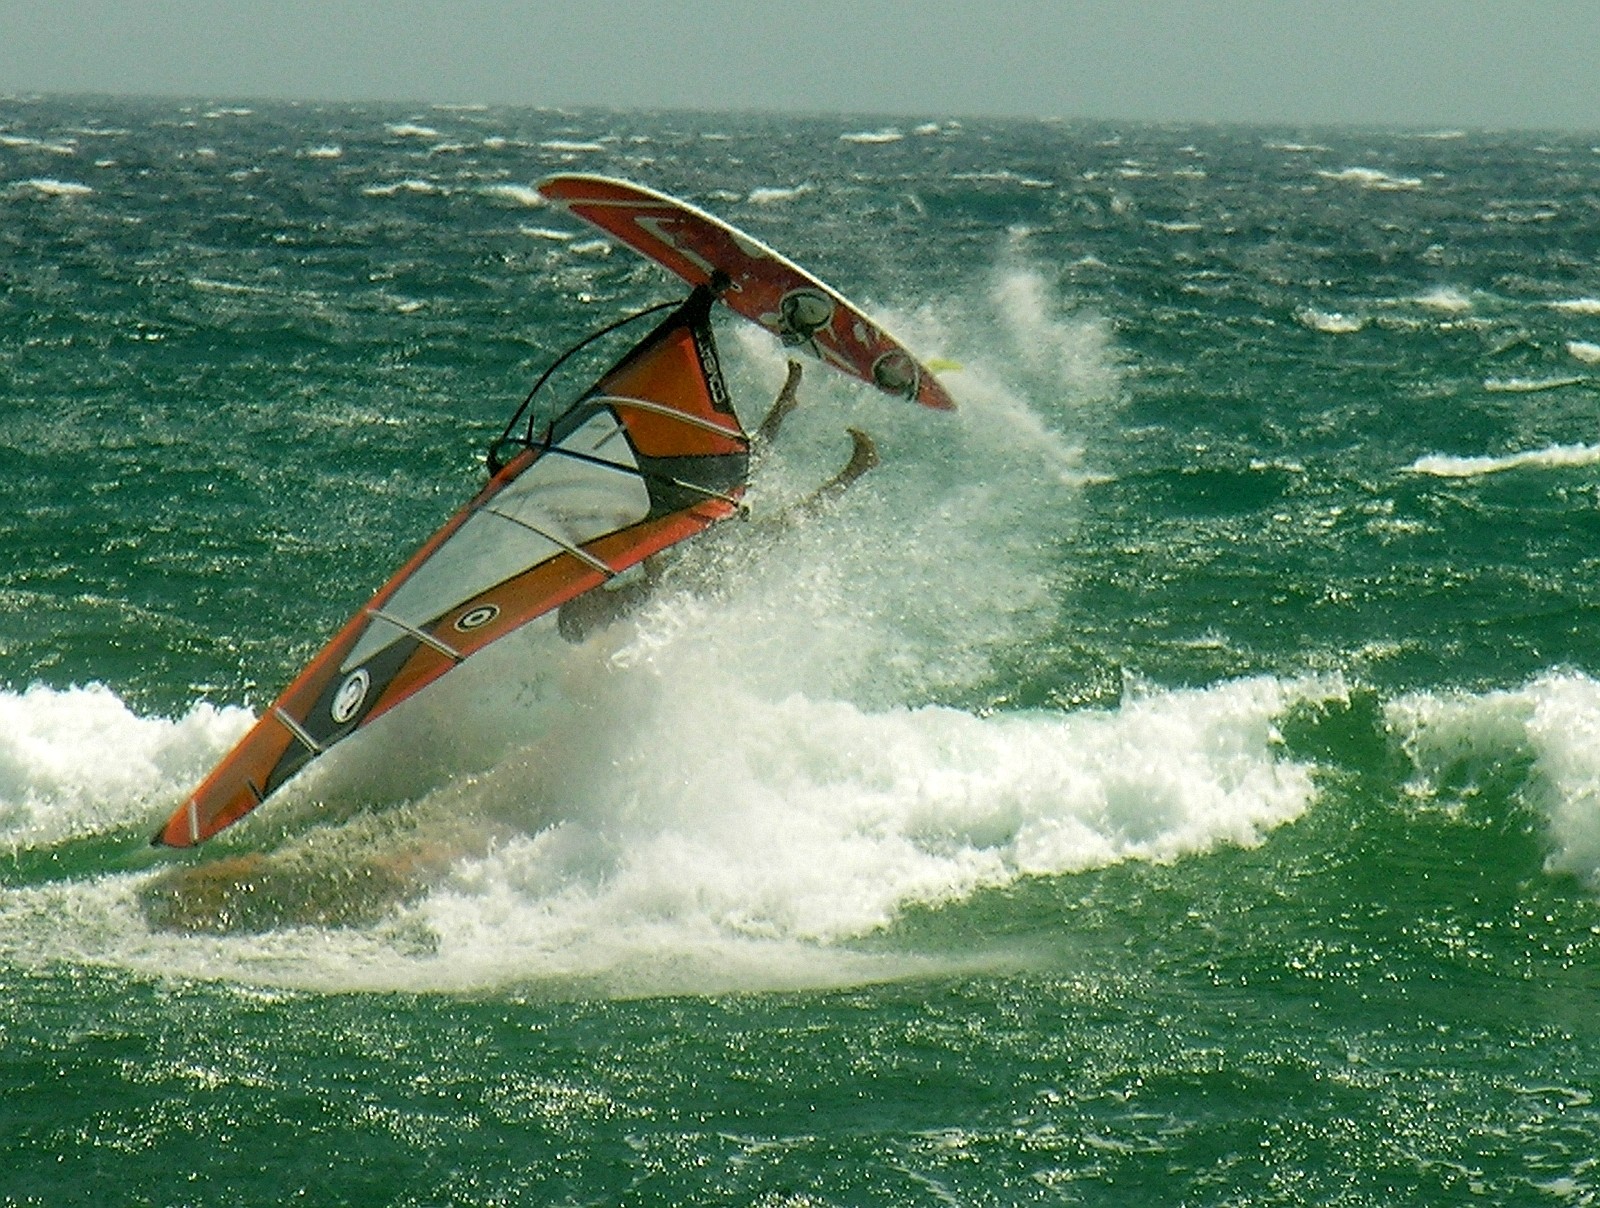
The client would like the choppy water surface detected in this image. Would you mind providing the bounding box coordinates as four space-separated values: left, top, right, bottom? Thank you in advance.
4 96 1600 1204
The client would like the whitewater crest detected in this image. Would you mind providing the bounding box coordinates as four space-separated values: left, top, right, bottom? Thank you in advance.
1405 443 1600 478
0 668 1340 995
1388 670 1600 887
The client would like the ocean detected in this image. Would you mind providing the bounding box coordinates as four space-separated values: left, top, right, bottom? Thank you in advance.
4 95 1600 1205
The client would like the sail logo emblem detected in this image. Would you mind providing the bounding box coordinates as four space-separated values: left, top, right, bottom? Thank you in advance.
330 669 370 725
455 604 500 632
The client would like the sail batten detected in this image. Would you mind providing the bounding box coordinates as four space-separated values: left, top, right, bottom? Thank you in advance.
478 505 618 577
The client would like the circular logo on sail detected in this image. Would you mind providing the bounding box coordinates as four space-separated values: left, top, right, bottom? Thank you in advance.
777 289 834 344
871 349 919 398
330 669 370 725
455 604 500 632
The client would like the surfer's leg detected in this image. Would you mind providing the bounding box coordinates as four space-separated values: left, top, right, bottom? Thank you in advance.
755 359 804 445
794 427 879 514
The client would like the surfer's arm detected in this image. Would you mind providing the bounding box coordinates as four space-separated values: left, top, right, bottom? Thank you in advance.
755 359 804 445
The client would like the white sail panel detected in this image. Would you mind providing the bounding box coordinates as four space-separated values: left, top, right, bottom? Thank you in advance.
340 411 651 671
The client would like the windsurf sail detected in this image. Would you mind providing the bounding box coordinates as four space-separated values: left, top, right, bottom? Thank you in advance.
154 287 746 847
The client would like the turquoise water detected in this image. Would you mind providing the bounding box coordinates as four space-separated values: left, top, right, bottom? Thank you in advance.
4 96 1600 1204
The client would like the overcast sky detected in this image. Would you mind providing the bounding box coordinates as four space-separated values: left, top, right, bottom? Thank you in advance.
2 0 1597 130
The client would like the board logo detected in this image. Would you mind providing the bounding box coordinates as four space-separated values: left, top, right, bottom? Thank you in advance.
330 669 370 725
871 349 919 398
777 289 834 345
455 604 500 632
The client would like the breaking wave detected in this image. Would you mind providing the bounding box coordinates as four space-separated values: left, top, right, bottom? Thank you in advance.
0 667 1339 995
1388 670 1600 887
1405 443 1600 477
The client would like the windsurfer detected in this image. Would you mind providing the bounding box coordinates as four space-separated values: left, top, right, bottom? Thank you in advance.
556 360 878 642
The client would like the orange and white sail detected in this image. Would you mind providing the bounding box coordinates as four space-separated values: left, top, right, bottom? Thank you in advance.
154 289 746 846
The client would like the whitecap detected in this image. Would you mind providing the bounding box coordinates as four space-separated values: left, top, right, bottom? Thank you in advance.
1317 167 1423 191
362 179 444 197
951 169 1057 189
746 183 811 205
0 684 250 851
1388 671 1600 888
540 139 606 154
840 128 904 145
1483 376 1587 394
0 133 76 155
480 182 544 207
1550 298 1600 315
1414 286 1473 313
14 177 92 197
1297 307 1365 334
4 670 1335 995
1405 442 1600 477
386 122 441 139
1566 341 1600 364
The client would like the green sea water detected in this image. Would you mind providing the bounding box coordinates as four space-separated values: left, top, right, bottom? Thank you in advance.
4 96 1600 1205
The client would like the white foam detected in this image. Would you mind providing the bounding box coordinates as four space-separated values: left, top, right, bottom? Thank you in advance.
539 139 606 154
0 133 77 155
0 684 250 850
1414 286 1473 313
746 183 812 205
386 122 441 140
988 267 1121 407
952 169 1057 189
1317 167 1423 191
1567 341 1600 364
0 668 1336 994
301 144 342 160
1298 307 1366 334
1405 443 1600 477
1483 376 1586 393
1550 298 1600 315
840 128 904 145
480 182 544 207
363 179 445 197
14 177 92 198
1388 671 1600 886
392 673 1334 991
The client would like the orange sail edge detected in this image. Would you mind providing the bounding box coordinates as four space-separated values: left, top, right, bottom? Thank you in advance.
151 503 739 850
536 173 958 413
